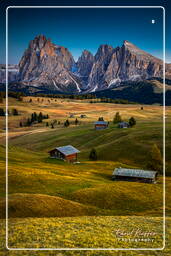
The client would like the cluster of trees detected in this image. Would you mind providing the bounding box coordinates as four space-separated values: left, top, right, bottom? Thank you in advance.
113 112 136 127
0 108 19 116
63 118 79 128
20 112 49 127
47 119 59 129
46 118 79 129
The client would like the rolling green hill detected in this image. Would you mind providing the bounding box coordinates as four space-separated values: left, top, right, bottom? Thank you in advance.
0 97 170 252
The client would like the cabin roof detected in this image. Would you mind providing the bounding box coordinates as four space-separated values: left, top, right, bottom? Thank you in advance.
56 145 80 156
118 122 129 125
113 168 157 179
94 121 108 125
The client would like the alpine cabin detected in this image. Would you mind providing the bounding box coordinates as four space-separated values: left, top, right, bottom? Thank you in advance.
95 121 108 130
112 167 158 183
48 145 80 163
118 122 130 128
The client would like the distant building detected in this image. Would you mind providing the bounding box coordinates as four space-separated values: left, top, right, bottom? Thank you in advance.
80 114 87 118
118 122 129 128
95 121 108 130
48 145 80 163
69 114 75 118
112 167 158 183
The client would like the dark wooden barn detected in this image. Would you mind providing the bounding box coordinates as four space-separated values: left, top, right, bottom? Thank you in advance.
95 121 108 130
48 145 80 163
112 167 158 183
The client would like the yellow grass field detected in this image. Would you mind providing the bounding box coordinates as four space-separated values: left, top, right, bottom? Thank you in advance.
0 96 170 254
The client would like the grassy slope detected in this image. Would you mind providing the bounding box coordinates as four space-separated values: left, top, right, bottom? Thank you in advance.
0 97 171 254
0 97 170 218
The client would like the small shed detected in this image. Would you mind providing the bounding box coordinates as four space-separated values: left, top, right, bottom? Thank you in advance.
118 122 129 128
48 145 80 163
112 167 158 183
95 121 108 130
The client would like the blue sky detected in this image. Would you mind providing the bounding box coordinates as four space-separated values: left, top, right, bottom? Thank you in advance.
0 0 171 64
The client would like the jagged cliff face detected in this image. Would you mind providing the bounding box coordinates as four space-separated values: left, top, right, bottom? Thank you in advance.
17 35 171 93
18 35 82 93
87 45 116 91
76 50 94 87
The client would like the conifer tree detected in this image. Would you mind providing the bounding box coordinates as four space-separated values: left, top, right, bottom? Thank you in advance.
129 117 136 127
147 144 162 172
113 112 122 123
89 148 97 161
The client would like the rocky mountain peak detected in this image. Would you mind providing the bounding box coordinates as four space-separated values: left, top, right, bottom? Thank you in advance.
95 44 114 60
76 50 94 85
78 50 94 61
16 35 171 94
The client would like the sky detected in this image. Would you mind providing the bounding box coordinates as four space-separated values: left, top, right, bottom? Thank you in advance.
0 0 171 64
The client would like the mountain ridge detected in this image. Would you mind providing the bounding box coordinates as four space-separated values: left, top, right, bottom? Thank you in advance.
1 35 171 95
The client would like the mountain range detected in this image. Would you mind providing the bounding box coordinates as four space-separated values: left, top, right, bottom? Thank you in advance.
1 34 171 103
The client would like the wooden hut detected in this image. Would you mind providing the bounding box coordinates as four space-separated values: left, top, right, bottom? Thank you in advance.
95 121 108 130
48 145 80 163
118 122 130 128
112 167 158 183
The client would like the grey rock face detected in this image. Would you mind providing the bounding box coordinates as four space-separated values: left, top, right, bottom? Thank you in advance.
18 35 82 93
87 45 116 91
76 50 94 87
17 36 171 93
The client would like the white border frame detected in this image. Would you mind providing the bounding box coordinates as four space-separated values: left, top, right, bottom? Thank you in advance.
6 5 166 251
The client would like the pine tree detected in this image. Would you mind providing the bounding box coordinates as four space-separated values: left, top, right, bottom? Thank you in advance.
26 118 31 126
31 113 34 123
64 119 70 127
89 148 97 161
19 121 23 127
113 112 122 123
75 118 79 125
0 108 5 116
33 112 37 121
98 117 104 121
38 112 43 123
129 117 136 127
147 144 162 172
12 108 18 116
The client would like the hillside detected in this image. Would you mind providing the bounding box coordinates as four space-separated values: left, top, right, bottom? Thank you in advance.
0 96 170 251
0 97 170 218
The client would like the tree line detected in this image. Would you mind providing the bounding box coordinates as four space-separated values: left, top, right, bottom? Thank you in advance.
19 112 49 127
113 112 136 127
